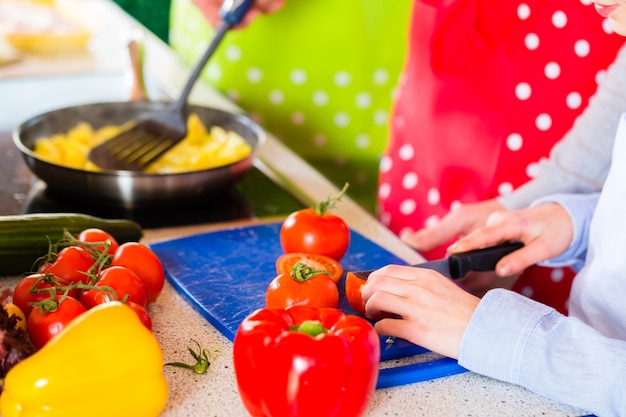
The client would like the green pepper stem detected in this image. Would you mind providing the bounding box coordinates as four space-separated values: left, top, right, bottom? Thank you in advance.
289 320 328 337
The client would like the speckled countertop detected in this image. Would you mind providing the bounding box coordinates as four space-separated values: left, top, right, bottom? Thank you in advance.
140 214 587 417
1 1 589 416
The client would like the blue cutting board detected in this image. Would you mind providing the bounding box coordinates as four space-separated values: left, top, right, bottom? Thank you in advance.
149 221 467 388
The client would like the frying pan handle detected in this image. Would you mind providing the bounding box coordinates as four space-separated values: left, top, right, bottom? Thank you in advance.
220 0 255 26
448 241 524 278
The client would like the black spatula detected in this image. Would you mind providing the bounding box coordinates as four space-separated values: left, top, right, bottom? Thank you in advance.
89 0 254 171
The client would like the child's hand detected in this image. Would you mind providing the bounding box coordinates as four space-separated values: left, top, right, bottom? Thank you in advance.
401 199 505 252
193 0 285 29
447 203 574 276
361 265 480 359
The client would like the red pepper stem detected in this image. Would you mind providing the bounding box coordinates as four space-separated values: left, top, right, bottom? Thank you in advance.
289 262 332 283
313 182 349 216
289 320 328 337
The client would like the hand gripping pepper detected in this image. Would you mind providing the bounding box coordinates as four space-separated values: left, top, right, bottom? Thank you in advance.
0 302 168 417
234 305 380 417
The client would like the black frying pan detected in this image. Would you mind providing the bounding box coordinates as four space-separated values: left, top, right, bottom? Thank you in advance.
13 101 266 208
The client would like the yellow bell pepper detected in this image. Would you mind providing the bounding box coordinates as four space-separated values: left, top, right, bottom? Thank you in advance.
0 302 169 417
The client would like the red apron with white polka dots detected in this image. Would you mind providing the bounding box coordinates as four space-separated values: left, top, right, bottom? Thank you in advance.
377 0 625 314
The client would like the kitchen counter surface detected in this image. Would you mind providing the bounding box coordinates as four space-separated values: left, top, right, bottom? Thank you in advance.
0 1 587 416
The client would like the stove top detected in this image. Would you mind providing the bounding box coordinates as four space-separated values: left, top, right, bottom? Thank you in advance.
1 130 304 228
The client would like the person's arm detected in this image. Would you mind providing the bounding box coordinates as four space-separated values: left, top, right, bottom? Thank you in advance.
459 288 626 416
499 44 626 210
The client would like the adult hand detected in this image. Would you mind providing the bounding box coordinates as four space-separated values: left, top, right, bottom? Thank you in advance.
448 203 574 277
401 199 516 295
361 265 480 359
402 199 505 252
192 0 285 29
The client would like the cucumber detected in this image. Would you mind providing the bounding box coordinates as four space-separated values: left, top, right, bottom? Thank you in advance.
0 213 143 276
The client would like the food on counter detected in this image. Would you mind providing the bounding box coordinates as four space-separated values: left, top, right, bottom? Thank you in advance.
10 227 163 348
165 339 211 374
78 227 120 255
0 213 142 276
3 303 27 332
0 0 92 53
124 300 153 331
0 302 169 417
0 304 35 387
233 305 380 417
79 265 148 309
280 183 351 261
12 273 77 317
39 244 96 285
0 35 19 65
275 252 343 283
266 261 339 310
32 113 252 173
269 185 355 309
27 294 87 349
110 242 165 305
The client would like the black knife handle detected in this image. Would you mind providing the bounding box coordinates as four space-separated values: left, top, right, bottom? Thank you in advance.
448 241 524 279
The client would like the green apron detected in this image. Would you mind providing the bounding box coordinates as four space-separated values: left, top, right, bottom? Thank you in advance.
169 0 411 211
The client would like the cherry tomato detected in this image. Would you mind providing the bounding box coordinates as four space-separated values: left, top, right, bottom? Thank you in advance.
27 295 87 349
40 245 96 285
78 228 119 255
280 208 350 261
275 253 343 283
111 242 164 304
80 266 147 308
345 272 367 316
265 265 339 309
125 301 153 331
12 273 77 317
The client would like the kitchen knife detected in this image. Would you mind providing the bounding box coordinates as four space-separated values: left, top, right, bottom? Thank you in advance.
350 241 524 280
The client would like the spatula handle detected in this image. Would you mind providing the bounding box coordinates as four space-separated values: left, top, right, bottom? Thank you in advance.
174 0 254 113
220 0 255 26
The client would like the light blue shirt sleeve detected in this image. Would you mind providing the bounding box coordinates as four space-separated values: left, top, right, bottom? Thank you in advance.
530 192 600 272
458 289 626 416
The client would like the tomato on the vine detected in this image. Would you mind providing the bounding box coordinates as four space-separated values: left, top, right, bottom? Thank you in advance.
280 184 351 261
80 265 147 308
27 295 87 349
125 300 153 331
275 253 343 283
111 242 164 304
12 273 77 317
266 263 339 309
78 228 120 255
39 245 96 285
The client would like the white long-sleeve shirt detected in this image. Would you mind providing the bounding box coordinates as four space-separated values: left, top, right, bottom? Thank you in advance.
458 113 626 416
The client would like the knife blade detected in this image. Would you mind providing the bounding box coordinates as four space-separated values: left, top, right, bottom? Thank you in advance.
350 241 524 280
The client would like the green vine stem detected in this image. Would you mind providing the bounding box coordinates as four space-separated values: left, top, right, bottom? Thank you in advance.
289 262 332 283
313 183 349 216
165 340 211 374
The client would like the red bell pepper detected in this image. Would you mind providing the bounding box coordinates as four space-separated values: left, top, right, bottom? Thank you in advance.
233 305 380 417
